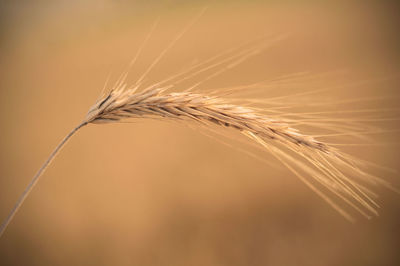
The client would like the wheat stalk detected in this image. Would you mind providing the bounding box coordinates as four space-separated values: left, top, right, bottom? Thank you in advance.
0 122 87 237
0 79 388 237
0 15 394 237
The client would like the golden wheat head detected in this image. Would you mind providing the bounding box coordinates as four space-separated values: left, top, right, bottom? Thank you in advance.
0 15 396 237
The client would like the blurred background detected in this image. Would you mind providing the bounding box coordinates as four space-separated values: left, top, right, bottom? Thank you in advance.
0 0 399 265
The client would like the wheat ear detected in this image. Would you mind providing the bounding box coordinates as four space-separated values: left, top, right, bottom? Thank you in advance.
84 85 386 221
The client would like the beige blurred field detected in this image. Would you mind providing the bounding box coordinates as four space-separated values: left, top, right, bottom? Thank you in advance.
0 1 399 265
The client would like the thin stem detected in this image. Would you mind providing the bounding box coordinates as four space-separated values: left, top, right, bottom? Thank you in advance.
0 121 88 237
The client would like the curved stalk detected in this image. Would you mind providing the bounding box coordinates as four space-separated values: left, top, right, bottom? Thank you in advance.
0 122 87 237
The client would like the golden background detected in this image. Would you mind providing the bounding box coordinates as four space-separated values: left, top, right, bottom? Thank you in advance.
0 1 399 265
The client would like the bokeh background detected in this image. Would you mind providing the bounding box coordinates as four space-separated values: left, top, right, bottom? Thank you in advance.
0 1 399 265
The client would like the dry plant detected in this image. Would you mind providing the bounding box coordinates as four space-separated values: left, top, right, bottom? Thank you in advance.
0 12 397 237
